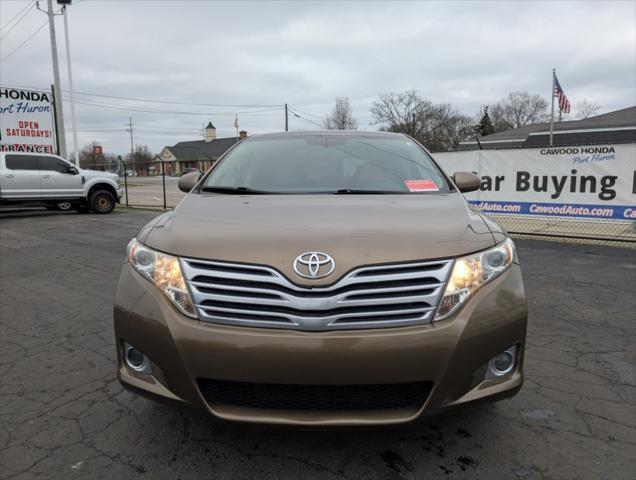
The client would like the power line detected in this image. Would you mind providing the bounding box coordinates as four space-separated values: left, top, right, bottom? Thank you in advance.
67 90 281 108
5 81 284 109
290 107 326 121
65 122 239 136
71 128 129 133
60 96 284 116
1 82 317 121
0 18 48 63
0 1 34 38
135 122 206 130
289 110 323 128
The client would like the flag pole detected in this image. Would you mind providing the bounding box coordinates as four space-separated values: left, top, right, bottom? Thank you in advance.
549 68 555 146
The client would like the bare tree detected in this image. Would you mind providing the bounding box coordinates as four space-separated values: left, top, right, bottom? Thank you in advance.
574 99 601 119
370 90 473 151
324 97 358 130
370 91 433 136
78 141 106 169
489 91 549 131
126 144 154 176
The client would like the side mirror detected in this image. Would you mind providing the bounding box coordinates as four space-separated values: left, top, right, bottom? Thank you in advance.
453 171 481 193
68 166 79 175
178 172 201 193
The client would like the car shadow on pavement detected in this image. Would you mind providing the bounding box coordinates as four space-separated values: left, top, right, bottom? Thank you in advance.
129 399 491 479
0 208 76 219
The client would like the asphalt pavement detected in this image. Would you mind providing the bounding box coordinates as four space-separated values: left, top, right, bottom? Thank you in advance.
1 209 634 480
121 176 185 208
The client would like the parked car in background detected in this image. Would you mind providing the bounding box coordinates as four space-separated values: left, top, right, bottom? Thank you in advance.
115 131 527 426
0 152 122 214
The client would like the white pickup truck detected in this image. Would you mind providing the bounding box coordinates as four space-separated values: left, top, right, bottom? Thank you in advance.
0 152 123 213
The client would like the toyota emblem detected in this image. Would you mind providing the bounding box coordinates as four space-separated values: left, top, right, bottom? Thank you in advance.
293 252 335 279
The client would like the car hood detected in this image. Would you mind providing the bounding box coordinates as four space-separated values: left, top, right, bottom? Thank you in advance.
141 193 498 286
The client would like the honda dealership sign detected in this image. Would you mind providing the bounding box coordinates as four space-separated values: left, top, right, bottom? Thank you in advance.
435 144 636 221
0 87 56 153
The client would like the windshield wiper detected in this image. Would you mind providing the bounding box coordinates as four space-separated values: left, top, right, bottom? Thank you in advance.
201 186 270 194
333 189 399 194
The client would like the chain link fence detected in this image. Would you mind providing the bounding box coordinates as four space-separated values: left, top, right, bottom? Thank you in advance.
484 214 636 246
78 162 635 246
82 160 183 210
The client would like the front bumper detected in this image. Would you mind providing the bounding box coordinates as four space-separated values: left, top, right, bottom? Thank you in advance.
114 262 527 426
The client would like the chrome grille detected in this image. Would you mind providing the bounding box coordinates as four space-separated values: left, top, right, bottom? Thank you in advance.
181 257 452 331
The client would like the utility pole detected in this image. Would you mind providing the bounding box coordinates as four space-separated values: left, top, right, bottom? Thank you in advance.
61 3 79 165
40 0 67 158
50 84 61 156
127 117 135 174
285 103 288 132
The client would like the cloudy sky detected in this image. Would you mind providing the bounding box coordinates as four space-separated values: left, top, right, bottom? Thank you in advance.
1 0 634 155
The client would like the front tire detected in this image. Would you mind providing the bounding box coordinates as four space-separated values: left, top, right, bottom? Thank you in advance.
89 190 116 214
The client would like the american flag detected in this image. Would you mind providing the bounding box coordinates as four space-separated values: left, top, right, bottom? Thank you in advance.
554 75 571 114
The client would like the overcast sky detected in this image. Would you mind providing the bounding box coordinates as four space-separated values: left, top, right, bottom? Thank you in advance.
1 0 635 155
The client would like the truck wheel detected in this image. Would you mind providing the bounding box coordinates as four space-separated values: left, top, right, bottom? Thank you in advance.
89 190 116 214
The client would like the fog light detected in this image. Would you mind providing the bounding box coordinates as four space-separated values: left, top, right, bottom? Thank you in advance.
123 342 151 374
486 345 517 378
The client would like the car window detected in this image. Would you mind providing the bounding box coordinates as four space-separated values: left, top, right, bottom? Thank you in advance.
38 156 71 173
203 135 449 194
5 155 39 171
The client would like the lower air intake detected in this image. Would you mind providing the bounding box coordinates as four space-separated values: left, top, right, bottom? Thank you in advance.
198 379 433 412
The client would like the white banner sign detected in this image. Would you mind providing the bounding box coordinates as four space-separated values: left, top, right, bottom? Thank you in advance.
0 87 56 154
435 144 636 221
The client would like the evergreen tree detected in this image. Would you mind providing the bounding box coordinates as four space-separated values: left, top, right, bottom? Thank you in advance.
477 106 495 136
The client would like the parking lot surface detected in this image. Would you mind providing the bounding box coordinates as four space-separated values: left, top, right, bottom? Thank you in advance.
121 176 186 208
1 209 635 480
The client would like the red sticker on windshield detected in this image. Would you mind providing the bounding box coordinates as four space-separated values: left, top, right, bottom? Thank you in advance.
405 179 438 192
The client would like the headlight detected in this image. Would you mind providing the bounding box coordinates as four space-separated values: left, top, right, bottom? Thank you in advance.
435 238 515 320
127 238 196 318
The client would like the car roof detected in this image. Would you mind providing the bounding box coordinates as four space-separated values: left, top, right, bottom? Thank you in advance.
246 130 406 141
0 152 62 157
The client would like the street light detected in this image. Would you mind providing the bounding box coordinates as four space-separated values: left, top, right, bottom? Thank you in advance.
58 0 79 166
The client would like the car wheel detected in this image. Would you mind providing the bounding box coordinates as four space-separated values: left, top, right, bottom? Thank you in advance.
57 201 72 211
89 190 116 214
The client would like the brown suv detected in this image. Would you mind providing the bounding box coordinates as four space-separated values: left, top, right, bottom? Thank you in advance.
114 131 527 426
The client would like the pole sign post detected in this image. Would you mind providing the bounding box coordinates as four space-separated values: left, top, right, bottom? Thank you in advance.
435 144 636 221
0 86 57 153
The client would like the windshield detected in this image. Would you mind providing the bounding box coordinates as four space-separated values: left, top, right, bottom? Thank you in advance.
200 134 450 194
